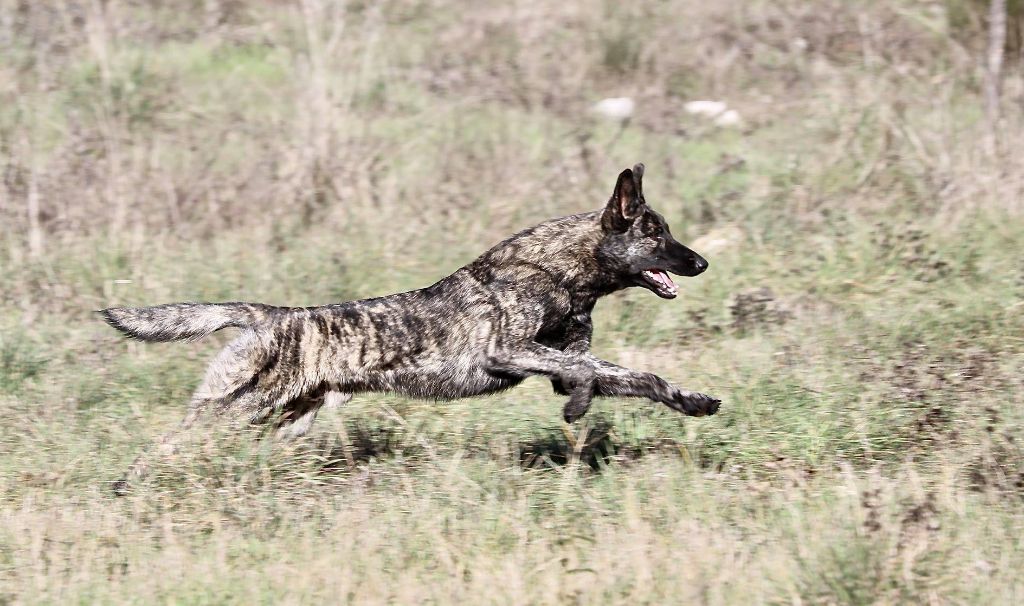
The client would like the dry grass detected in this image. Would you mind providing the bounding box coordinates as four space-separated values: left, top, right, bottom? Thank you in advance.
2 0 1024 603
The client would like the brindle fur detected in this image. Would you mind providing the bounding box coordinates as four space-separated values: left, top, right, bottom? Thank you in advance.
102 164 719 494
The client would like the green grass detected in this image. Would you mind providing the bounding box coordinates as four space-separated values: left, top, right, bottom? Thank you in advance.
2 0 1024 603
3 202 1022 601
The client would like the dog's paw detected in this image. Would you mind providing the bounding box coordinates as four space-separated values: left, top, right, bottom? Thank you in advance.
563 395 592 423
563 402 589 423
562 386 594 423
670 391 721 417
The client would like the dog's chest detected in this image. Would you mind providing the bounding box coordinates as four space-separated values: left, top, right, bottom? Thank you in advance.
521 283 593 347
535 315 574 348
536 303 592 349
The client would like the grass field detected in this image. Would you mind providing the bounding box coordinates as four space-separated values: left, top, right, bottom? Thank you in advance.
2 1 1024 603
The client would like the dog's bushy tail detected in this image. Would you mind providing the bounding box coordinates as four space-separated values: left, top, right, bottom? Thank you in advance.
99 302 280 342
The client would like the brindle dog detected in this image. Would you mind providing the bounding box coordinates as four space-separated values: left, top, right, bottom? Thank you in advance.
102 163 720 493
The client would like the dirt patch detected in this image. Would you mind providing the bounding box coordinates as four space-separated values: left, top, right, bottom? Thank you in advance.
727 287 793 332
871 223 951 283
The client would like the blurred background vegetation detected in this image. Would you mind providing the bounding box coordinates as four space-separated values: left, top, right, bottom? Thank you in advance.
1 0 1023 602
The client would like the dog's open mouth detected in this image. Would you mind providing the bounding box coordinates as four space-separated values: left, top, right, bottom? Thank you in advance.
640 269 678 299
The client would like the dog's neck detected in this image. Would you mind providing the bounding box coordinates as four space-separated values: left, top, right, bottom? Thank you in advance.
466 211 628 305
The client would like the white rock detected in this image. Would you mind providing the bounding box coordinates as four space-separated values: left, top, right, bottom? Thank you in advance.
683 100 742 128
591 97 635 120
714 109 742 127
683 100 727 117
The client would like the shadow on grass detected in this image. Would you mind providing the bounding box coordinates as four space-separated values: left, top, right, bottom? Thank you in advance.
315 419 685 474
515 421 619 471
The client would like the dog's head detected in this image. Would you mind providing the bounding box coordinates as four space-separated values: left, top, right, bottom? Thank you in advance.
597 163 708 299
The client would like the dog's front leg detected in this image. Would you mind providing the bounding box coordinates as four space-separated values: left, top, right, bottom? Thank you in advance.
550 313 594 397
487 343 598 422
589 358 721 417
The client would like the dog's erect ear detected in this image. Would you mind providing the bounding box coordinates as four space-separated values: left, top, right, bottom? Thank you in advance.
632 162 645 195
602 166 646 231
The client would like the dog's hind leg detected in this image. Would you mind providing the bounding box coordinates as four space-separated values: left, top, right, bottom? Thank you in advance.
113 332 285 495
273 387 351 441
113 387 284 495
273 402 321 441
113 395 213 495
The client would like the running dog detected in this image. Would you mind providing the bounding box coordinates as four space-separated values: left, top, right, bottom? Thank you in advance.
102 163 720 492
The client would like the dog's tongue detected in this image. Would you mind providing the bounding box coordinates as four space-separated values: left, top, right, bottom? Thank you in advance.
651 270 675 290
644 269 677 293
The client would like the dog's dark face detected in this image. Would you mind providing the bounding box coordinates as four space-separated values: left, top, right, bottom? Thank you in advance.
598 164 708 299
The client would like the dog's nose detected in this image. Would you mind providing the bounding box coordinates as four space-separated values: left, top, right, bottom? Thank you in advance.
694 256 709 274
